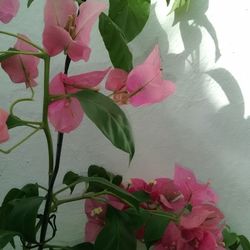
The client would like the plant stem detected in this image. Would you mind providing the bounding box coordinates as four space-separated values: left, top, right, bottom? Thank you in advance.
38 55 54 250
38 55 71 249
56 192 107 206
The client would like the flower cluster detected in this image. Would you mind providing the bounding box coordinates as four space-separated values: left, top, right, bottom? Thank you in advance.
84 165 225 250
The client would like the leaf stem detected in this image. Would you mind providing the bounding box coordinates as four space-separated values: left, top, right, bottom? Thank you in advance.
0 30 45 52
0 50 45 58
0 127 41 154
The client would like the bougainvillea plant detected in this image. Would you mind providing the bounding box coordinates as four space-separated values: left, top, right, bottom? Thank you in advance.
0 0 249 249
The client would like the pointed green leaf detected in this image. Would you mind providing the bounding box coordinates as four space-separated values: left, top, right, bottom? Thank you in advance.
63 171 81 193
169 0 190 14
75 89 135 162
222 228 239 248
95 207 137 250
0 197 43 242
27 0 35 7
99 13 133 72
239 235 250 250
7 115 26 130
144 211 173 248
0 230 20 249
109 0 151 42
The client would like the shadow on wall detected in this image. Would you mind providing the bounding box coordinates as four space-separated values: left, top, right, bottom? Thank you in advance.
133 0 250 236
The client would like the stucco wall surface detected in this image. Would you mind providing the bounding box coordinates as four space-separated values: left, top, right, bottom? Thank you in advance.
0 0 250 248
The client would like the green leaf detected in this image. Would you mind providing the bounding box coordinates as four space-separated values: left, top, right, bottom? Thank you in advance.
112 175 123 186
63 171 81 193
132 191 150 203
239 235 250 250
0 197 44 242
109 0 151 42
94 207 136 250
87 165 111 192
27 0 34 7
169 0 190 14
75 89 135 162
21 183 39 197
99 13 133 72
0 230 20 249
144 211 172 248
7 114 26 130
223 228 239 248
121 208 146 230
2 183 39 206
166 0 171 6
88 165 110 180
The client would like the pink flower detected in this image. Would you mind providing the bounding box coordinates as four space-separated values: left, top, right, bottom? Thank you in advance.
150 178 184 211
0 0 19 23
84 196 125 242
154 222 190 250
43 0 106 61
174 164 218 206
105 45 175 106
180 205 225 250
48 68 109 133
0 108 9 143
1 34 40 87
85 199 107 242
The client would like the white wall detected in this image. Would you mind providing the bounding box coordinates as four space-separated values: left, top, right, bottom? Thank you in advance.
0 0 250 248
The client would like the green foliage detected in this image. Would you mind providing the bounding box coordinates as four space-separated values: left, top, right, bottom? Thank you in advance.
109 0 151 42
62 169 140 209
143 211 170 249
169 0 191 14
239 235 250 250
86 165 123 192
94 207 137 250
6 114 27 130
75 89 135 162
0 184 43 246
27 0 35 7
223 228 250 250
99 13 133 72
0 230 19 249
63 171 81 194
0 49 18 62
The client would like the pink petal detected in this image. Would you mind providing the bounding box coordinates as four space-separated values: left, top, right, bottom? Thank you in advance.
44 0 77 28
65 68 110 93
85 219 104 243
1 34 40 87
43 25 72 56
0 0 19 23
199 231 217 250
128 178 148 192
85 199 107 220
174 164 218 205
48 98 84 133
105 68 128 91
127 46 175 106
180 206 214 229
67 40 91 62
0 108 9 143
49 73 67 95
144 45 161 70
75 1 106 51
